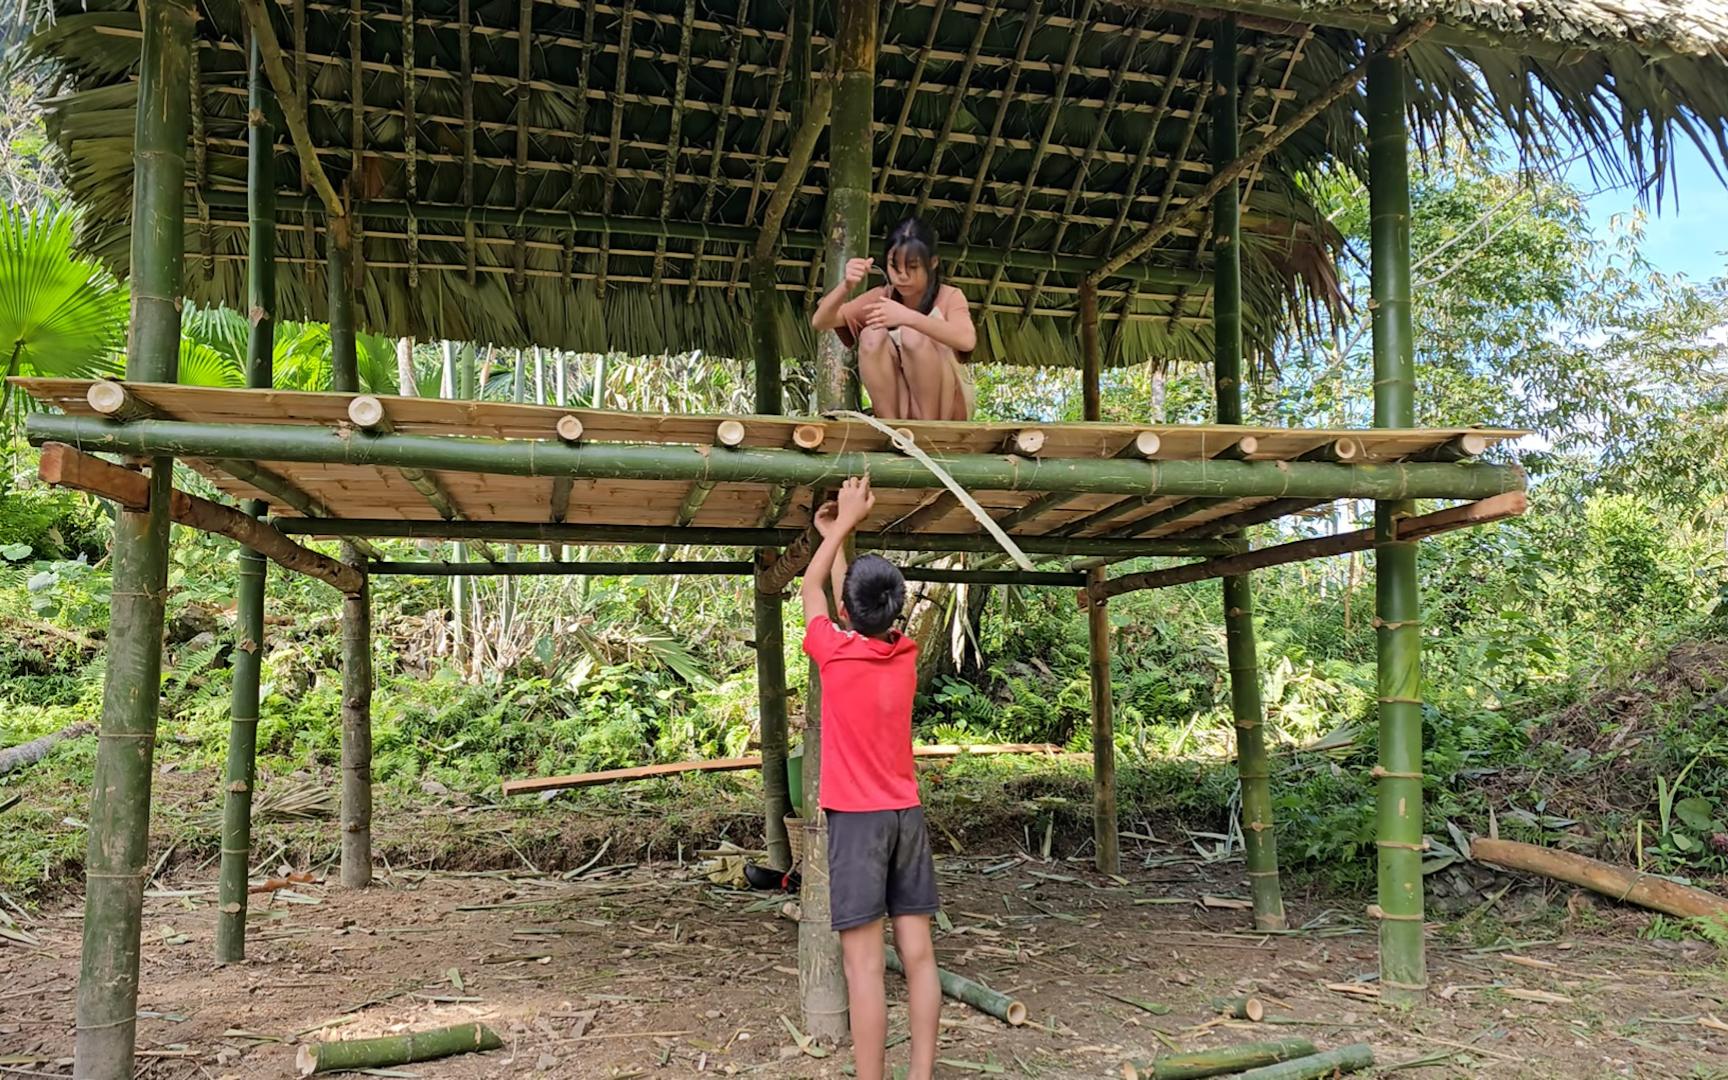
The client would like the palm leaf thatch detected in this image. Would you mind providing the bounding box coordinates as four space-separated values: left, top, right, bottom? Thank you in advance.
14 0 1728 374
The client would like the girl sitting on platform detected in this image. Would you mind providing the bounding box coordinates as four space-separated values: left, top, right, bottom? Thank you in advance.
811 217 977 421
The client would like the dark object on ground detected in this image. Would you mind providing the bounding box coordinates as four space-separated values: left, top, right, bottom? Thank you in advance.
744 863 801 893
0 723 95 776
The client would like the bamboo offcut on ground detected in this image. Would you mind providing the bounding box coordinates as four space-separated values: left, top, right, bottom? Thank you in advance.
296 1022 503 1075
885 945 1028 1026
1120 1037 1316 1078
1470 837 1728 918
0 723 93 774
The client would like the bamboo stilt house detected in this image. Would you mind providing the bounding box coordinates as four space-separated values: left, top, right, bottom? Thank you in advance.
9 0 1728 1073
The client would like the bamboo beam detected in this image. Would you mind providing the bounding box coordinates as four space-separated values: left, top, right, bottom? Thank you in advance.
27 414 1526 503
237 0 345 220
218 36 275 964
1080 278 1102 422
346 396 472 522
877 0 949 200
200 191 1215 291
1091 493 1525 601
38 444 363 593
371 559 752 576
1211 15 1285 936
754 526 821 595
272 517 1246 557
74 0 192 1071
596 0 636 295
684 0 750 300
1102 17 1201 257
1369 44 1424 1006
674 481 718 526
914 0 1000 216
650 0 695 288
957 0 1043 250
1090 20 1434 285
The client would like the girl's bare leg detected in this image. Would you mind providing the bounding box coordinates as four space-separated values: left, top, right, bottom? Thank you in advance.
895 328 963 420
858 329 908 418
840 920 888 1080
891 914 940 1080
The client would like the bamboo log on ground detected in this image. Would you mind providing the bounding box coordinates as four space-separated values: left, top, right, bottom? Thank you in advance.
1215 994 1266 1021
73 0 191 1070
37 443 363 593
25 416 1527 504
1232 1044 1375 1079
296 1023 503 1075
1368 45 1426 1006
0 723 93 775
885 945 1027 1026
1470 837 1728 918
1121 1038 1316 1079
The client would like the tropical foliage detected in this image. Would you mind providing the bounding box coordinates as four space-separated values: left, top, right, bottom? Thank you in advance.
0 204 125 423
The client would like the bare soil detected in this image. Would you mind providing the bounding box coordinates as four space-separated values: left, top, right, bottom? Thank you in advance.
3 842 1725 1080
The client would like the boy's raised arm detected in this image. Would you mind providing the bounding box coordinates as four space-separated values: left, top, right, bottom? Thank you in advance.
802 477 875 626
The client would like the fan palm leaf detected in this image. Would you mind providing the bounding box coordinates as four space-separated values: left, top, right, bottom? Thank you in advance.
0 203 125 408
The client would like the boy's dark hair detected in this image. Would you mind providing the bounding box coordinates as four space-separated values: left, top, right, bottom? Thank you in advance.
843 554 906 637
882 216 942 316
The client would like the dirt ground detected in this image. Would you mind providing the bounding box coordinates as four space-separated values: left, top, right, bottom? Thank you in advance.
3 843 1725 1080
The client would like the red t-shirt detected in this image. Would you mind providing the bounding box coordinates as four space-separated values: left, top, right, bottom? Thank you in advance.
801 615 921 812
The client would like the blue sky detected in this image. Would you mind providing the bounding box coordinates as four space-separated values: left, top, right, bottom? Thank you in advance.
1564 136 1728 283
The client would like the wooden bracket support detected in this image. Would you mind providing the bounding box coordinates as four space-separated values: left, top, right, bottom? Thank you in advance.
39 443 364 593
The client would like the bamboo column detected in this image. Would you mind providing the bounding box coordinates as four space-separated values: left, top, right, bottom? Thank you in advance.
1212 16 1285 932
74 0 193 1072
216 34 276 963
329 227 371 888
1368 46 1425 1003
796 0 872 1042
755 585 792 871
1078 276 1118 873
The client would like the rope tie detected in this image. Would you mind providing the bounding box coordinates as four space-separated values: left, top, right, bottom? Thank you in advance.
1371 767 1423 780
1378 696 1423 705
835 410 1035 571
1372 618 1424 629
1375 839 1427 852
1366 904 1423 923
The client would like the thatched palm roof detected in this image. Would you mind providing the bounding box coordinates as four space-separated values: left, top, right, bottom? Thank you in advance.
19 0 1728 371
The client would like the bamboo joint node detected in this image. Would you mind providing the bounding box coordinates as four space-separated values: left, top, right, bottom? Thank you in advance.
1371 767 1423 780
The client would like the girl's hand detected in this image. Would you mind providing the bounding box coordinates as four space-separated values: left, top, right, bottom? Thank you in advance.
843 257 875 288
865 297 916 330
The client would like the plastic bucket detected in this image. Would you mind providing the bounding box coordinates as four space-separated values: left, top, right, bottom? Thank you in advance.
787 744 804 814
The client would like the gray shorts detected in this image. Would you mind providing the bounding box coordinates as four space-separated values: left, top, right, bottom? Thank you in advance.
826 806 940 931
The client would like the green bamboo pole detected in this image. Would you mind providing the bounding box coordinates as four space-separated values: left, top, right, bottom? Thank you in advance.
26 418 1525 503
1122 1038 1317 1080
1231 1045 1375 1080
74 0 192 1072
1212 16 1285 933
885 945 1027 1026
1368 46 1425 1005
339 547 372 886
328 221 356 393
1080 264 1118 874
270 517 1246 558
756 586 792 871
296 1022 503 1074
796 0 873 1037
216 34 276 964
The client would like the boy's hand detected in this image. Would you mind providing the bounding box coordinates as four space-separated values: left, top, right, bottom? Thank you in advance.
813 500 842 539
835 476 875 530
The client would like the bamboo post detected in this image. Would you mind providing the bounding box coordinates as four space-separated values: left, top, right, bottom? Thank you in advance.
794 0 873 1039
1368 46 1425 1004
755 584 792 871
1212 16 1285 933
1079 271 1119 875
216 34 276 964
328 219 356 392
74 0 192 1073
339 547 373 886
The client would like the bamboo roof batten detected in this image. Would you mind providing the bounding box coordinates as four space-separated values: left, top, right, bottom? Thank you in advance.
28 0 1728 366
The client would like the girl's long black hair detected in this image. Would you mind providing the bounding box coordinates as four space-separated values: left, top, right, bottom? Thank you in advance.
882 217 943 315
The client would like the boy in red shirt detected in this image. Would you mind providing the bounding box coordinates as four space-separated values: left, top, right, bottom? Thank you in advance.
801 476 941 1080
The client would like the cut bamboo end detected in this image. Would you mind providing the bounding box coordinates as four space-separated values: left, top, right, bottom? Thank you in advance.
295 1046 318 1076
555 414 584 443
347 394 388 430
1234 434 1259 458
1005 1000 1028 1026
1456 433 1489 456
894 427 916 449
716 419 747 447
792 423 825 450
1332 437 1363 461
1131 431 1162 458
1218 994 1266 1021
86 379 139 419
1008 428 1046 456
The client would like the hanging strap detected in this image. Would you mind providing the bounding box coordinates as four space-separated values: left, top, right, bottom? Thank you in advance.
833 410 1035 572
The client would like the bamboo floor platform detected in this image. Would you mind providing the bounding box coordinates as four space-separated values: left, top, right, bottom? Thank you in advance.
16 380 1522 545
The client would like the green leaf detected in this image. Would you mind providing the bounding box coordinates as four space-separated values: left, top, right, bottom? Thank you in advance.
0 544 32 561
1675 797 1716 833
1672 832 1699 852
